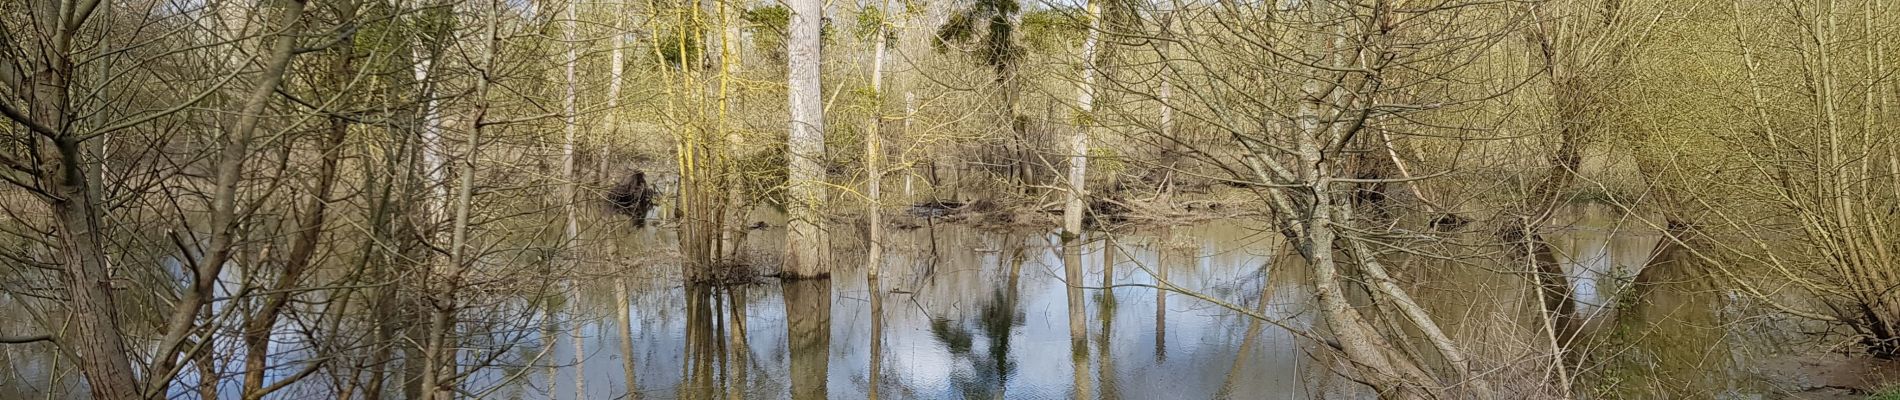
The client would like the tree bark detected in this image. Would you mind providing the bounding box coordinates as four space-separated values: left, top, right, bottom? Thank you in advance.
1064 0 1102 238
783 0 829 278
602 0 627 186
865 0 891 276
10 3 144 397
561 0 582 253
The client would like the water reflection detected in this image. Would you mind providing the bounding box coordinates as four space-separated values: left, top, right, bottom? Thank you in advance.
531 223 1319 399
4 211 1819 399
614 278 638 398
867 277 885 400
784 279 829 400
1548 205 1662 324
1096 241 1118 400
1064 242 1091 400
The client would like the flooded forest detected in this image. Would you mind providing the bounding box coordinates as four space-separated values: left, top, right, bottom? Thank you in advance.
6 0 1900 398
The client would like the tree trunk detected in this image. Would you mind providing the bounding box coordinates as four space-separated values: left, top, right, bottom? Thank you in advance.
602 0 627 187
561 0 582 253
421 2 499 397
1156 11 1178 201
47 145 140 400
865 0 891 276
12 4 143 396
783 0 829 278
149 1 309 395
717 0 748 264
1064 0 1102 238
241 2 358 395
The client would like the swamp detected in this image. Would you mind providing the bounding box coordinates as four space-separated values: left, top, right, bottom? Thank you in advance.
4 0 1900 399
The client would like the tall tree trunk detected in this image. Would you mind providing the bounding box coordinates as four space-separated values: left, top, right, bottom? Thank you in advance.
1155 11 1178 201
561 0 582 254
783 0 829 278
421 1 499 397
717 0 748 263
416 14 448 221
865 0 891 276
7 3 142 398
602 0 628 186
1064 0 1103 238
395 3 446 397
44 90 142 400
903 92 917 199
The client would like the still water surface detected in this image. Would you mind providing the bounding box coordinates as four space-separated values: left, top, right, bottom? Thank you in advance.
511 208 1802 399
0 207 1822 399
522 222 1328 399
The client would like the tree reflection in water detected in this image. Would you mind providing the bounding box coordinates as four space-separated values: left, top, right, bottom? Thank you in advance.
432 220 1784 400
783 279 830 400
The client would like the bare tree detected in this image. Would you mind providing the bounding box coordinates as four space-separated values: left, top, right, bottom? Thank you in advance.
1 1 143 397
239 1 363 397
1090 0 1527 396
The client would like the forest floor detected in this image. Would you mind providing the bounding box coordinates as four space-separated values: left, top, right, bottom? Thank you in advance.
883 185 1265 231
1761 353 1900 399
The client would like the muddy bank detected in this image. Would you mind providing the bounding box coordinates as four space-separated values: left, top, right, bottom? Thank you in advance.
1760 354 1900 399
881 189 1265 231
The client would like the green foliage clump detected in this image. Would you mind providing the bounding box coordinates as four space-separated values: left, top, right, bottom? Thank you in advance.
854 6 888 42
1020 8 1087 53
934 0 1024 76
656 33 703 67
735 137 790 207
743 5 790 36
744 4 835 64
1088 146 1124 177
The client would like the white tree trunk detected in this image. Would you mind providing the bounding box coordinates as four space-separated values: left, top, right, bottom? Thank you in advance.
1157 10 1175 183
903 92 915 200
1064 0 1103 237
784 0 829 278
561 0 580 248
562 5 586 395
602 0 626 184
865 0 891 276
415 50 446 224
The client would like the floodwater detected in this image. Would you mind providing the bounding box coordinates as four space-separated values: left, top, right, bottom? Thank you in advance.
493 205 1831 399
516 222 1331 400
0 205 1852 399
